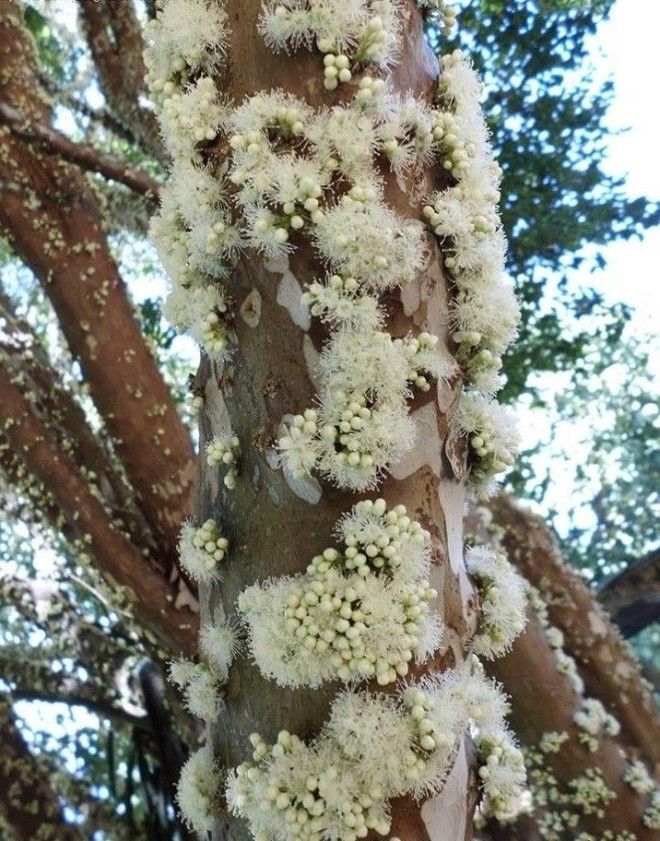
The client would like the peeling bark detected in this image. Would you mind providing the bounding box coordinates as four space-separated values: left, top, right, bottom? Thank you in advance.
196 3 479 839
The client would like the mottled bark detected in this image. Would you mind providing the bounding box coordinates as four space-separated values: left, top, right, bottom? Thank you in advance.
0 697 82 841
0 6 196 569
598 547 660 637
76 0 163 162
486 494 660 769
197 3 479 840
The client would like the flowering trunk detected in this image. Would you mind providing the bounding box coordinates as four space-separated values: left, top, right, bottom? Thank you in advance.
148 1 524 840
204 6 477 839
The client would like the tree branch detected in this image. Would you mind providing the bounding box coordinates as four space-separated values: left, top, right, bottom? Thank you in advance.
598 547 660 637
484 493 660 767
0 696 83 841
491 612 657 839
0 361 195 655
75 0 163 161
0 101 161 200
0 5 196 567
0 290 155 554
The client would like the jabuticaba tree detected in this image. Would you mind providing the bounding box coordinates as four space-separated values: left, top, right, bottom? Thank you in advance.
145 1 531 839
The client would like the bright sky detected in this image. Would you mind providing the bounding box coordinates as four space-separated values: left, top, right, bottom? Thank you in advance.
516 0 660 547
577 0 660 330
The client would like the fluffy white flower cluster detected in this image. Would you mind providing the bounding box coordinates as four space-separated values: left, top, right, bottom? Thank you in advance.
169 619 238 721
313 189 425 291
144 0 228 98
573 698 621 753
643 791 660 829
146 0 243 364
465 545 527 659
538 730 569 755
259 1 400 81
447 659 526 821
199 620 241 681
206 434 240 489
176 746 222 836
528 586 586 695
568 768 615 818
302 275 382 330
623 760 655 796
278 329 446 490
178 519 229 584
227 664 523 841
226 675 471 841
159 75 226 161
238 499 442 687
477 730 527 822
423 50 519 395
454 391 520 491
169 658 223 721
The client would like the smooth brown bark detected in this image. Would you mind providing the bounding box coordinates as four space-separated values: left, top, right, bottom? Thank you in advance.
491 613 656 839
0 6 196 567
487 494 660 770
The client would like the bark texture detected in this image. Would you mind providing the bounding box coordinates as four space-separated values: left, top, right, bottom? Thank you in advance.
491 613 657 840
486 494 660 770
76 0 163 161
197 3 479 839
0 6 196 572
0 360 195 655
598 547 660 637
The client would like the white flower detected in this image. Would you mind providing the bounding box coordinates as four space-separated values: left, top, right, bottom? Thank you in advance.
312 189 425 292
159 76 226 161
169 659 222 721
200 620 241 681
466 545 527 659
573 698 620 752
177 747 222 835
178 519 229 584
455 391 520 488
238 500 440 688
623 760 655 795
144 0 228 96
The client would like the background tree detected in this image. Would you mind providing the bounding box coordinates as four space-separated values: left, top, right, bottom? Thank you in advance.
0 1 656 840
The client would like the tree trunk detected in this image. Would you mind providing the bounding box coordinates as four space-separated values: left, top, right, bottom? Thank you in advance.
185 2 481 839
